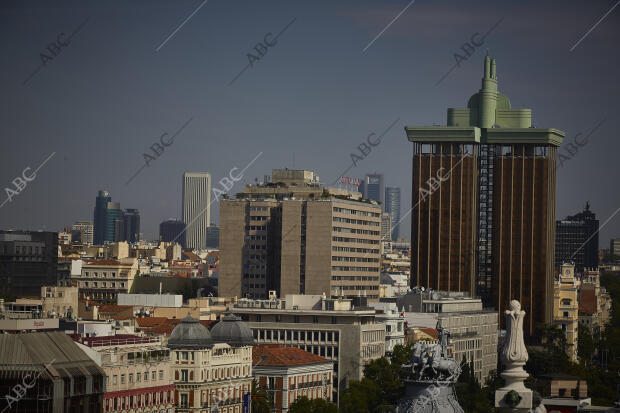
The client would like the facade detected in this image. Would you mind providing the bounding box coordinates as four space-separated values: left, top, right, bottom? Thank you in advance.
0 230 59 297
41 285 79 318
0 332 105 412
233 294 386 404
122 208 141 243
555 203 599 272
220 170 381 300
381 212 393 241
72 220 94 244
610 238 620 257
160 219 187 248
253 344 334 412
578 269 612 340
71 259 139 301
73 334 174 413
368 301 406 354
406 56 564 335
385 186 401 241
168 314 254 412
553 263 579 362
183 172 212 250
363 173 384 205
396 289 498 382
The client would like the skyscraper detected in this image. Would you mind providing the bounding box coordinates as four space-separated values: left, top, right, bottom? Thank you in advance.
406 56 565 335
93 191 122 245
160 219 187 248
555 203 599 272
385 187 401 241
363 174 384 205
182 172 211 250
122 209 141 243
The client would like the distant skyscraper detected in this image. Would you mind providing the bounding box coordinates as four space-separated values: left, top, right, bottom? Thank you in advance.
183 172 212 250
122 209 141 243
206 225 220 249
385 187 401 241
406 56 565 335
93 191 121 244
363 174 384 205
381 212 392 241
555 203 599 272
71 221 93 244
160 219 186 247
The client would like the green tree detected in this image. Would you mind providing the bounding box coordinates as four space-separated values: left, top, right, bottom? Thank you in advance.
251 379 271 413
288 396 337 413
339 378 381 413
363 357 404 406
455 359 496 413
390 343 413 373
577 323 595 365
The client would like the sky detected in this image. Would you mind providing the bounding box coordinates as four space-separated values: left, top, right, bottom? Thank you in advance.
0 0 619 244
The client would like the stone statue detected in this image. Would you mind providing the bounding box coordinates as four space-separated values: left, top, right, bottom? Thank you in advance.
396 322 463 412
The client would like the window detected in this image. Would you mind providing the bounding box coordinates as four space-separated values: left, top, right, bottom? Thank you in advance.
152 371 156 380
121 374 125 384
159 370 163 380
182 351 188 360
129 373 133 383
144 372 148 381
181 370 188 382
136 372 141 382
180 394 188 408
113 375 117 385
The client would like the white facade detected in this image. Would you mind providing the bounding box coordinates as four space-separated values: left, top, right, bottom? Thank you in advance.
118 293 183 308
183 172 212 250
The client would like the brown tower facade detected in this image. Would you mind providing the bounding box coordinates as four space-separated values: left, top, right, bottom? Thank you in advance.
406 56 565 335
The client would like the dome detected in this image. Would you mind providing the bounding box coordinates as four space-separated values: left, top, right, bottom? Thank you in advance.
167 314 213 349
211 313 255 347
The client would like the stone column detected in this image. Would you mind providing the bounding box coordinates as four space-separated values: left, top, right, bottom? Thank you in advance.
495 300 535 412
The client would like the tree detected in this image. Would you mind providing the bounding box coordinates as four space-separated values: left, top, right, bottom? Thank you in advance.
455 359 495 413
339 378 382 413
288 396 337 413
251 379 271 413
390 343 413 372
363 357 404 406
577 323 595 365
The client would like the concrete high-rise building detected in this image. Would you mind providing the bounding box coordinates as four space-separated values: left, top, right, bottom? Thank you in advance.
555 203 599 272
363 174 384 205
122 208 140 243
405 56 565 335
610 238 620 257
219 169 380 300
385 187 401 241
160 218 186 248
182 172 211 250
71 221 94 244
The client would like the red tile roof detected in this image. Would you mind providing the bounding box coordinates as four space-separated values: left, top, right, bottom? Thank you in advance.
252 345 331 367
99 305 134 314
83 259 132 266
419 328 439 339
135 317 216 335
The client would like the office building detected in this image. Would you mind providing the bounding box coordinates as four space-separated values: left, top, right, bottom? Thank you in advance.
73 334 174 413
71 220 94 244
94 190 123 245
253 345 334 411
381 212 392 241
234 294 386 404
405 56 564 335
0 332 105 412
182 172 212 250
553 263 579 362
368 301 406 354
385 186 401 241
0 230 59 297
122 208 141 243
219 169 381 300
363 174 384 205
555 203 599 272
206 225 219 249
160 219 186 247
396 289 498 382
168 313 254 412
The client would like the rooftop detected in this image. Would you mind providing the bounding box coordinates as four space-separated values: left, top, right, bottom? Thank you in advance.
253 344 331 367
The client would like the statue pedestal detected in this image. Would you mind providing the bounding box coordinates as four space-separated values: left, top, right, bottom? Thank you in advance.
495 388 533 412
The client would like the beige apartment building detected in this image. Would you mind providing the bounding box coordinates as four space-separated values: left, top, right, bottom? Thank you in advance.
72 259 139 302
73 334 174 413
220 169 381 300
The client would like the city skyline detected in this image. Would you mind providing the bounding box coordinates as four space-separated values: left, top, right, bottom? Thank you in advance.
0 0 619 244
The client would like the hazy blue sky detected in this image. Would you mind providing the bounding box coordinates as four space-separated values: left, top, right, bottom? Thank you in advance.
1 0 619 245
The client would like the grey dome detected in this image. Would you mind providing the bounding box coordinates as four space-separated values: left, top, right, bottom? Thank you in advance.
168 314 213 349
211 313 255 347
